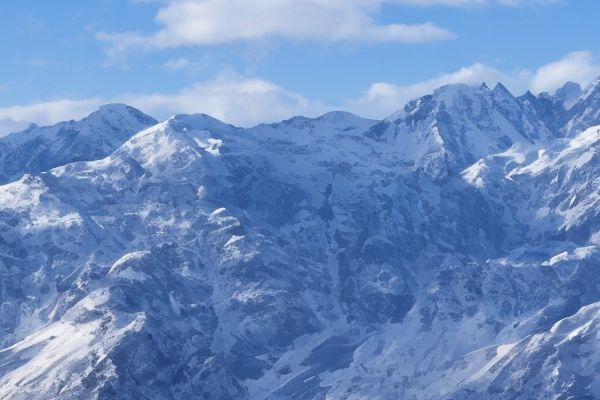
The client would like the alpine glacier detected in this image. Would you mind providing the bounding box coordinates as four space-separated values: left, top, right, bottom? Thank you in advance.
2 79 600 399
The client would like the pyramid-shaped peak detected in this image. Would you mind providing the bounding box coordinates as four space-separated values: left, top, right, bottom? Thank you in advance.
492 82 515 97
519 90 537 101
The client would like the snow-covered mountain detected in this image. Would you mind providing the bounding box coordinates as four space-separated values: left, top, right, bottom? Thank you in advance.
0 104 157 184
1 79 600 399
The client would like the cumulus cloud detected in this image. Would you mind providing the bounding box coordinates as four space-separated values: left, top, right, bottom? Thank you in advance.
96 0 565 60
98 0 456 56
530 51 600 93
116 71 326 124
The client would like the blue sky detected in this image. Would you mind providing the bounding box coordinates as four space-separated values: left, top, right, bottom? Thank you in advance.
1 0 599 133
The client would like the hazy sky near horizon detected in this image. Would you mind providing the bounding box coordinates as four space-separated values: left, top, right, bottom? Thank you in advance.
1 0 599 132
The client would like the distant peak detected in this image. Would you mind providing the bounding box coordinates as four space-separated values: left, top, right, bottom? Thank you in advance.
316 111 362 122
555 81 583 99
98 103 134 113
557 81 582 93
555 81 583 109
520 90 536 100
480 82 491 92
434 83 471 95
89 103 158 127
166 113 236 132
430 84 477 106
25 122 39 131
493 82 514 97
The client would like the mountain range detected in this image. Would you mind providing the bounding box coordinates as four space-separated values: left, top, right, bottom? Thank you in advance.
1 78 600 399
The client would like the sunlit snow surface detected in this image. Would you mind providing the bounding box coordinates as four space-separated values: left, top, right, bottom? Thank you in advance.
2 81 600 399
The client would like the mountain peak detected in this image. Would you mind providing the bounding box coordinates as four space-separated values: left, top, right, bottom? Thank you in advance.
433 82 473 97
164 113 237 136
0 104 157 184
493 82 514 98
555 81 583 109
317 110 361 122
556 81 582 94
518 90 537 103
87 103 158 128
98 103 136 113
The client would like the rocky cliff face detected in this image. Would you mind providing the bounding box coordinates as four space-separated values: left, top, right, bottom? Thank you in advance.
1 80 600 399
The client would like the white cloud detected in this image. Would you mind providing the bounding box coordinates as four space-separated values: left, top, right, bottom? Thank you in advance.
116 70 327 125
97 0 564 58
96 0 565 59
530 51 600 93
99 0 456 56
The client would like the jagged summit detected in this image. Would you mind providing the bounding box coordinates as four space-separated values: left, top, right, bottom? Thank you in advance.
364 81 559 181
